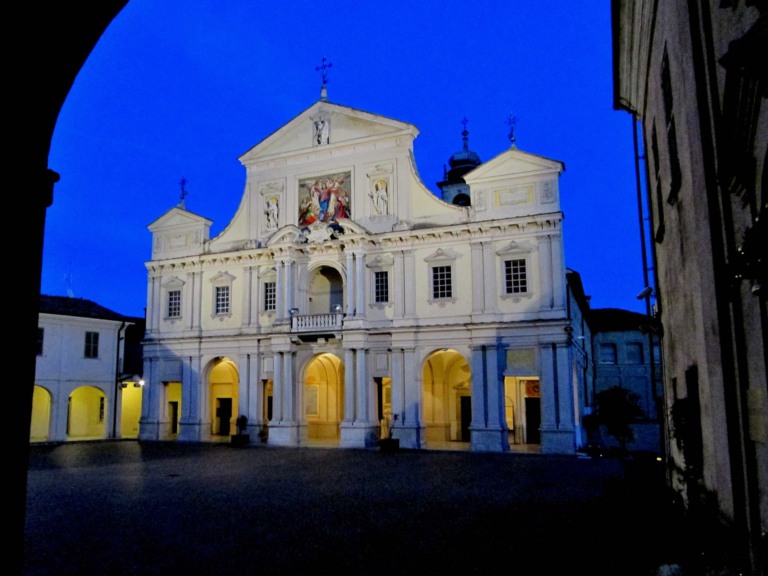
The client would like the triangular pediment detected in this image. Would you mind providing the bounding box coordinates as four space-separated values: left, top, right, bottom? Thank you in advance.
147 206 212 232
238 100 418 164
464 148 564 184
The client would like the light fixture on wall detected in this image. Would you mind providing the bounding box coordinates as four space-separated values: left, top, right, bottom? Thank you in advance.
134 379 145 388
289 307 299 316
636 286 653 299
332 304 343 313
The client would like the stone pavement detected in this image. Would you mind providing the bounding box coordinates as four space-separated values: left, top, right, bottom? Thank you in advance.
23 441 682 576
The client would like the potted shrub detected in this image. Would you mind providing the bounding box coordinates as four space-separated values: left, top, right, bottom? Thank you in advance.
380 413 400 452
231 414 250 447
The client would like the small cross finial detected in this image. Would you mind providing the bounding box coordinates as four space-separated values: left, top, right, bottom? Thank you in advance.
461 117 469 150
315 57 333 85
179 177 188 206
507 114 518 148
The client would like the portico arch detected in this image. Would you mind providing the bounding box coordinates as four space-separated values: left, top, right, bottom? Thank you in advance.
30 386 52 442
67 385 107 440
302 352 344 443
422 349 472 445
208 357 239 438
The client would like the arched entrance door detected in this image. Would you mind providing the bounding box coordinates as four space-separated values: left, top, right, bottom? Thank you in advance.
303 353 344 444
422 349 471 445
208 358 239 438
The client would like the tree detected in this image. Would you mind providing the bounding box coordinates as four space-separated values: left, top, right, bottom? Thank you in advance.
596 386 643 455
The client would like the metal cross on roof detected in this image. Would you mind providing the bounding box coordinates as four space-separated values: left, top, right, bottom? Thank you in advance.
315 57 333 85
507 114 518 147
179 177 188 204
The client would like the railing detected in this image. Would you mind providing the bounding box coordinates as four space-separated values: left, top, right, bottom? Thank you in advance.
291 313 344 332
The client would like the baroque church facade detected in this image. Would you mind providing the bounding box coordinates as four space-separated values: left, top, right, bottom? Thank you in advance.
139 92 584 454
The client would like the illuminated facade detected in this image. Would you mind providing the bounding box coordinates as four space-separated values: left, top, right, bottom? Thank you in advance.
33 295 144 442
141 97 586 453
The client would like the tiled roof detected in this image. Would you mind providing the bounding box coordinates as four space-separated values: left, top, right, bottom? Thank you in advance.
39 295 128 322
590 307 656 333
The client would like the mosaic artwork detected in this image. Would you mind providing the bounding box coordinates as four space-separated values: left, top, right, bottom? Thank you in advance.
298 171 351 226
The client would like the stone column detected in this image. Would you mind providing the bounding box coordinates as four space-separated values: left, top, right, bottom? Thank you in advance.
394 251 405 318
482 242 498 309
285 260 294 315
147 274 159 333
539 342 575 454
272 351 282 422
550 233 566 309
345 250 355 317
276 261 284 320
539 235 554 309
344 347 355 421
242 267 253 327
390 348 405 421
403 251 416 318
282 350 294 423
185 272 196 330
355 347 368 422
471 242 485 313
355 252 365 317
469 345 509 452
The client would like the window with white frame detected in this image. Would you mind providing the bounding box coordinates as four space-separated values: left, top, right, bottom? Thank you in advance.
366 254 394 308
424 248 459 303
167 290 181 318
496 241 534 300
85 331 99 358
210 272 235 317
504 258 528 294
374 271 389 303
264 281 276 311
431 265 453 299
215 286 230 315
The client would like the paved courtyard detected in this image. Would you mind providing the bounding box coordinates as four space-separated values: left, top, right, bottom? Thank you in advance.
24 441 679 576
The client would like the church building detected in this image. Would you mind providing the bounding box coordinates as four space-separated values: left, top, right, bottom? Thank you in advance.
140 86 584 453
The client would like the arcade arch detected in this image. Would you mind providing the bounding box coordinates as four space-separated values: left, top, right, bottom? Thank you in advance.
30 386 52 442
302 352 344 443
422 349 472 445
67 385 107 439
208 358 240 438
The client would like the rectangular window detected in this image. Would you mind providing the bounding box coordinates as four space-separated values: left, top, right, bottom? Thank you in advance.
504 259 528 294
374 271 389 303
215 286 230 315
37 327 44 356
626 342 644 364
264 282 276 311
167 290 181 318
599 343 617 364
85 331 99 359
432 265 452 299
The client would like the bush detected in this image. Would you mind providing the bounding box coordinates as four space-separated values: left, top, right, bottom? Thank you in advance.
595 386 643 455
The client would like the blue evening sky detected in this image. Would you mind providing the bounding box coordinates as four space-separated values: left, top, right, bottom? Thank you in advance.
44 1 649 319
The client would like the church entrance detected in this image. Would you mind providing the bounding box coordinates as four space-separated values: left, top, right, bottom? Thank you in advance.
208 358 239 438
303 353 344 444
